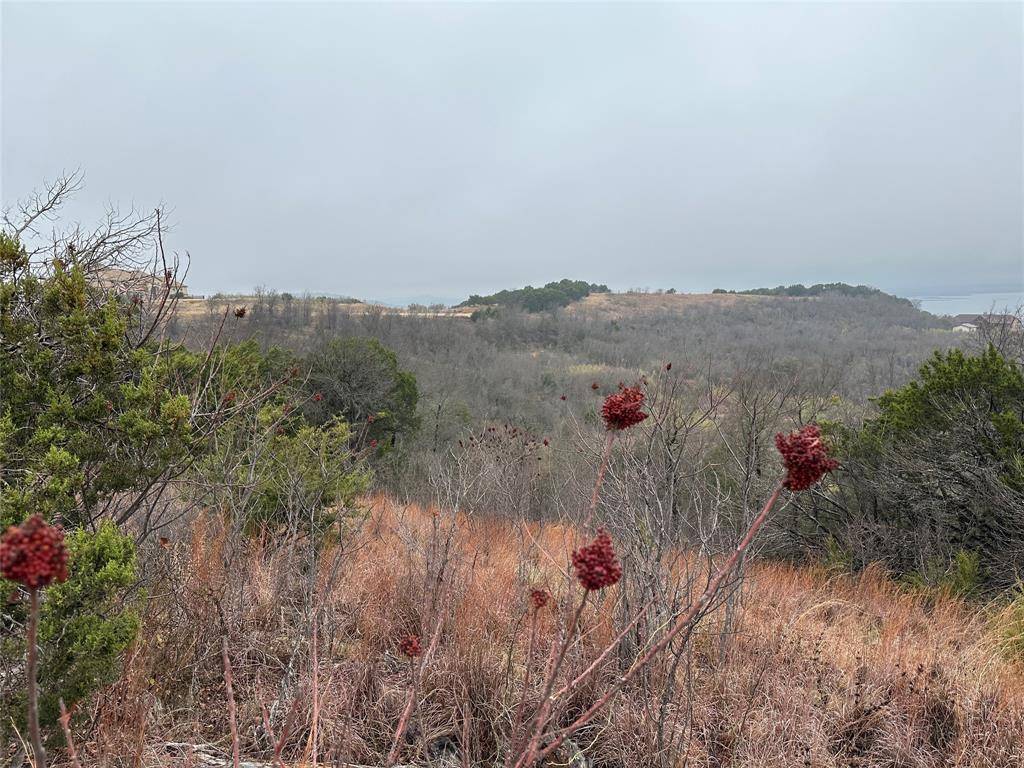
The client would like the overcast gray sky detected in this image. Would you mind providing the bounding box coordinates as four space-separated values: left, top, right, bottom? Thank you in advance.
2 1 1021 304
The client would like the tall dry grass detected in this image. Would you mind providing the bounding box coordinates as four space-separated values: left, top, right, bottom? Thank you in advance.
82 496 1022 767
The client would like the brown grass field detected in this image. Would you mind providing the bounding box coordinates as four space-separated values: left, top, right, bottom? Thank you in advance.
82 497 1024 767
571 292 767 318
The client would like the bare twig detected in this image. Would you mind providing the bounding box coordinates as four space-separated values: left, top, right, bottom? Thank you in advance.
58 699 83 768
221 635 240 768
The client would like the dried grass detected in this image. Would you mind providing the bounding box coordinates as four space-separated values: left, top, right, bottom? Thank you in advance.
83 497 1023 767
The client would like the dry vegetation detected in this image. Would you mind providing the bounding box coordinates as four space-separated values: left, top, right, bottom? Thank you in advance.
171 297 475 323
80 497 1022 768
570 291 767 318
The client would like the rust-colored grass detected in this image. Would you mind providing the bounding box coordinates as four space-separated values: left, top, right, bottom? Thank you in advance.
90 497 1022 767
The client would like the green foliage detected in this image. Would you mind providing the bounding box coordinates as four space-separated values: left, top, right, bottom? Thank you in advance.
0 230 29 271
1 521 139 740
871 346 1024 458
817 345 1024 590
946 550 984 597
821 536 854 574
221 406 370 530
0 255 197 529
184 339 372 531
996 582 1024 663
459 279 610 312
181 338 298 419
902 550 983 598
40 522 140 723
302 337 420 447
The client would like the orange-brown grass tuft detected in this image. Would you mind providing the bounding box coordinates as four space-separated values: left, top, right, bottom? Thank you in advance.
90 497 1022 767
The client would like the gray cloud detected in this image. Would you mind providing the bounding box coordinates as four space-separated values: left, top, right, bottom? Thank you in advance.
3 1 1021 303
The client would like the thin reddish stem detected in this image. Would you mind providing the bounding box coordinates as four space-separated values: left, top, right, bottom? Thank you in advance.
387 613 446 766
272 688 306 766
222 635 240 768
27 587 46 768
58 699 83 768
582 433 616 531
508 607 541 758
511 592 589 768
531 482 785 763
311 612 320 768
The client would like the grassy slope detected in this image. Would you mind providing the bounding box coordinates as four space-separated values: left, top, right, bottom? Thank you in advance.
96 498 1022 766
572 291 767 316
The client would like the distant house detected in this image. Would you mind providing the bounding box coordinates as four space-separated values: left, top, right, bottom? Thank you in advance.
951 313 1021 333
92 267 188 299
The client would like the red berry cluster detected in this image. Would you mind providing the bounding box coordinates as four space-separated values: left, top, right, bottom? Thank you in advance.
529 588 550 609
398 633 422 658
0 515 69 588
775 424 839 491
571 529 622 591
601 387 648 431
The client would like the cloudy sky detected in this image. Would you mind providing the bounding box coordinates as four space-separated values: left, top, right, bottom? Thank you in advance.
2 1 1021 304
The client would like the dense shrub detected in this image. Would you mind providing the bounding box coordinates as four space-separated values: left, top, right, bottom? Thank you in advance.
0 249 196 531
198 404 370 531
302 337 419 448
802 345 1024 589
1 521 138 742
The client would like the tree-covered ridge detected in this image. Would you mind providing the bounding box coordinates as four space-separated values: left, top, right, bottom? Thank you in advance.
458 279 610 312
713 282 911 303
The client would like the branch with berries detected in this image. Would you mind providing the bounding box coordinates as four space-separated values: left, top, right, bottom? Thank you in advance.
507 391 839 767
1 515 70 768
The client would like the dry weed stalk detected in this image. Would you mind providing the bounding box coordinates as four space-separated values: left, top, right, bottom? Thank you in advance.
506 400 836 767
222 635 241 768
387 607 446 766
310 611 320 768
57 700 83 768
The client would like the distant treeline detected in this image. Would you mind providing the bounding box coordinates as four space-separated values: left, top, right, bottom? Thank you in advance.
459 279 610 312
713 282 910 303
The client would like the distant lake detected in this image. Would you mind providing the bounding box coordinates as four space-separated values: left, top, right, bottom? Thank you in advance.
912 291 1024 316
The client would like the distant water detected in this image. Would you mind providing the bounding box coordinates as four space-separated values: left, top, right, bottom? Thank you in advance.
911 291 1024 317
